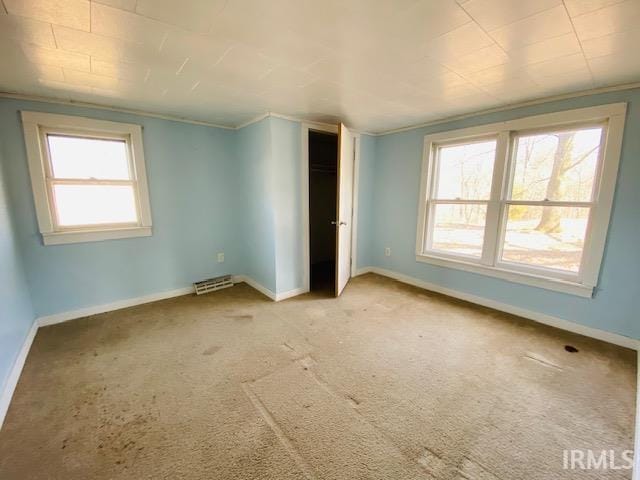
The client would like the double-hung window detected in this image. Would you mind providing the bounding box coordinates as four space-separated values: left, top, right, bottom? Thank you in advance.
22 111 153 245
416 104 626 297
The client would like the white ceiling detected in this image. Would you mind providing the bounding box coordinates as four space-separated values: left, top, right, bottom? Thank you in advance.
0 0 639 133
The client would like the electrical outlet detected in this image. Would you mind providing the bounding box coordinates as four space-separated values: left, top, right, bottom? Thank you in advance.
217 252 225 263
384 247 391 257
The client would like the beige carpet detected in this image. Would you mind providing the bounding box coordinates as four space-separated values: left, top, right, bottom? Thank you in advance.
0 273 635 479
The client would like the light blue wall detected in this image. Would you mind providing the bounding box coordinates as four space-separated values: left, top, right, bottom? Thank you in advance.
235 116 304 295
0 140 35 395
355 134 376 270
270 117 303 294
359 89 640 339
0 98 242 317
236 118 277 292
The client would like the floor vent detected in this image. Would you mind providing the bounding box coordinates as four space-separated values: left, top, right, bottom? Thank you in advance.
194 275 234 295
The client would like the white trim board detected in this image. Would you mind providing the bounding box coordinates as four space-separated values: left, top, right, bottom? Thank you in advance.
374 81 640 136
0 320 38 429
634 355 640 480
8 81 639 138
37 286 196 327
354 266 638 350
276 286 309 302
36 275 302 328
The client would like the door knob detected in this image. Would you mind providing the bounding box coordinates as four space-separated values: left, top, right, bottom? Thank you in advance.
331 220 347 226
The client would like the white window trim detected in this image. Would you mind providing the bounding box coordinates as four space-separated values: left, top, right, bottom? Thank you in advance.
416 103 627 298
21 111 153 245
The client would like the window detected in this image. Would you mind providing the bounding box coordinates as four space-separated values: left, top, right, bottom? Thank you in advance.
416 104 626 297
22 111 152 245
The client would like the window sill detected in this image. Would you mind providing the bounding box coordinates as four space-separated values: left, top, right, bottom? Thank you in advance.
42 226 152 246
415 253 593 298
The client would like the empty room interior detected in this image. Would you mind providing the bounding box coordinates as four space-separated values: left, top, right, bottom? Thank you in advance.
1 1 639 479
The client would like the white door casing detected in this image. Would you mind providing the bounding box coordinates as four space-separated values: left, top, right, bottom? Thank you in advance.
335 123 355 296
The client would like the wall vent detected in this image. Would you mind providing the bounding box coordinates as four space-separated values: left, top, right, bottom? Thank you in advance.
194 275 234 295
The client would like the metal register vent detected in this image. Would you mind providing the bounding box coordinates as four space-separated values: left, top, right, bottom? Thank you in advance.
194 275 234 295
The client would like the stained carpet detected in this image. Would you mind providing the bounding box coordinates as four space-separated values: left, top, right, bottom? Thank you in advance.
0 273 635 479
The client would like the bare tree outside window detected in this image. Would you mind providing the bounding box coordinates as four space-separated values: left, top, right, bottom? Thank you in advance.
502 127 602 272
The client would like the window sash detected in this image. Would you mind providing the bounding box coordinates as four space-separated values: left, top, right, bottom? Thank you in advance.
39 128 142 230
505 124 606 204
46 178 141 230
430 135 498 201
420 120 611 285
494 202 593 282
41 128 134 182
424 200 488 262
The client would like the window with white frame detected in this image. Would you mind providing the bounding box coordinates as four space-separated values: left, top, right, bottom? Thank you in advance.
416 104 626 297
21 111 153 245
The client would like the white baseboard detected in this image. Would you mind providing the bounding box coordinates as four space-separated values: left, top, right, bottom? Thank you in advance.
354 266 374 276
635 356 640 480
234 275 277 300
0 320 38 429
34 275 305 330
37 286 195 327
234 275 307 302
359 266 638 350
275 286 308 301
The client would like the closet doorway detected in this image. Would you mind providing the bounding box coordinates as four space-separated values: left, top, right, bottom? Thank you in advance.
308 130 338 294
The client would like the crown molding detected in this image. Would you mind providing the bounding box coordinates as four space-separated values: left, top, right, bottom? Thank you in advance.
0 91 236 130
372 81 640 136
3 81 639 137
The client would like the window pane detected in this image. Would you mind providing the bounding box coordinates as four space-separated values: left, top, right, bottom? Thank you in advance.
434 140 496 200
53 184 138 226
430 203 487 257
510 127 602 202
47 135 130 180
501 205 589 273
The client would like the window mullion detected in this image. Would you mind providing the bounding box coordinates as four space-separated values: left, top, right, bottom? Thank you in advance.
480 131 510 266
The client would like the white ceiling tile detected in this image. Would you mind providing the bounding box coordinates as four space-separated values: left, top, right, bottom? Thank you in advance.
159 31 233 70
526 53 590 79
34 64 66 82
563 0 625 17
489 5 573 50
0 13 57 48
392 1 471 47
90 58 149 82
91 0 136 12
466 63 526 87
505 33 582 67
572 0 640 40
91 3 169 49
535 69 594 93
0 50 66 84
4 0 90 31
21 44 90 71
581 28 640 59
53 26 161 63
442 44 509 75
462 0 562 31
481 77 541 100
589 52 640 85
213 44 276 79
38 78 91 94
0 0 637 132
134 0 226 33
257 30 332 70
423 22 495 61
63 68 136 90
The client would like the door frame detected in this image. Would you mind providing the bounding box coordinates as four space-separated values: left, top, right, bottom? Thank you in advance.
301 122 360 293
